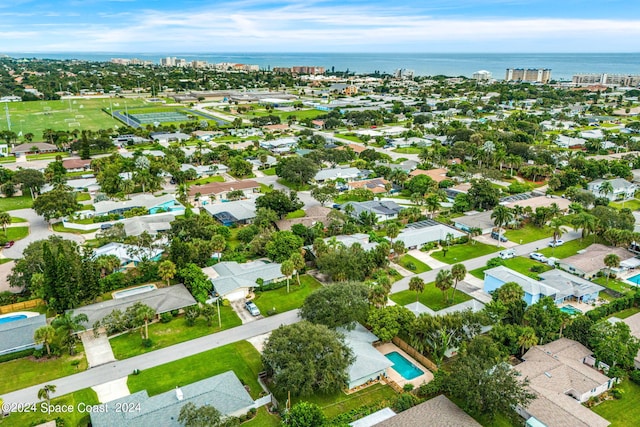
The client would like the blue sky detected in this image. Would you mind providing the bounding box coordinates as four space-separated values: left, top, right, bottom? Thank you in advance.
1 0 639 53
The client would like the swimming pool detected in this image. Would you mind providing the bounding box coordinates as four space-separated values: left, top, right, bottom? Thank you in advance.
0 311 39 325
385 351 423 380
560 305 582 315
628 274 640 285
112 284 157 299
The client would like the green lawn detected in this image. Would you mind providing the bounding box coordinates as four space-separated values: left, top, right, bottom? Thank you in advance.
504 224 553 244
0 156 16 163
262 167 276 176
607 307 640 319
127 341 264 399
538 237 605 259
611 198 640 211
110 305 242 360
430 242 500 264
592 379 640 427
4 226 29 241
471 256 552 280
0 195 34 210
398 254 432 274
76 192 91 201
26 152 69 161
0 388 98 427
285 209 306 219
244 407 281 426
277 178 311 191
52 222 96 234
392 147 422 154
189 175 225 185
10 217 27 223
390 283 472 311
0 348 88 394
593 277 636 295
252 275 323 315
287 383 398 419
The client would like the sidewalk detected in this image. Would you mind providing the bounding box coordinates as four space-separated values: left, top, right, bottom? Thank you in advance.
407 249 449 269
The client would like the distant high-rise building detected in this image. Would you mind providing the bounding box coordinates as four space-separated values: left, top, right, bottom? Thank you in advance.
394 68 415 79
505 68 551 84
572 73 640 87
472 70 492 81
160 57 175 67
291 66 325 75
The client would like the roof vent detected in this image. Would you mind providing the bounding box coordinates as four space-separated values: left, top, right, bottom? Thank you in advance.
544 372 552 378
176 387 184 401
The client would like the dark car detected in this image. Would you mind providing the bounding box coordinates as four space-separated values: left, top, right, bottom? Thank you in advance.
4 240 15 248
100 223 113 230
490 231 508 242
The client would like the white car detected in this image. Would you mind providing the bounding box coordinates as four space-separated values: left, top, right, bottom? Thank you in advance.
548 239 565 247
529 252 548 263
245 301 261 316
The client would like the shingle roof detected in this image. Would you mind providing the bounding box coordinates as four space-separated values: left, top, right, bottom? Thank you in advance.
485 266 559 298
94 194 181 216
209 261 284 296
375 395 481 427
538 269 604 298
202 200 257 222
188 180 259 197
559 244 634 274
0 314 46 355
91 371 254 427
340 324 392 386
315 167 361 181
393 223 464 248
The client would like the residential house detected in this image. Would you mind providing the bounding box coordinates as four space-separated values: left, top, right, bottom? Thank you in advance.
120 213 175 237
206 260 285 301
484 266 603 306
336 143 367 155
62 158 92 172
340 323 393 390
608 312 640 369
580 129 605 139
0 313 46 356
191 130 223 141
90 371 257 427
187 180 259 203
248 155 277 170
409 168 449 183
315 233 379 253
376 160 419 173
375 395 482 427
202 200 257 226
514 338 613 427
275 205 331 231
180 163 227 178
93 242 164 267
554 135 587 149
93 194 185 217
113 135 151 147
586 178 636 201
314 167 362 183
260 137 297 153
502 195 571 211
453 210 496 235
72 284 197 328
556 243 635 278
41 177 99 194
149 132 191 144
342 200 404 222
347 178 390 195
11 142 58 157
392 219 465 250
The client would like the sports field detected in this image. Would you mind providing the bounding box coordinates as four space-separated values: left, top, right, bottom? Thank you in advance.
0 98 149 138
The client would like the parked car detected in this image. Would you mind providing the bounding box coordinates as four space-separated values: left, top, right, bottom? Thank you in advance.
529 252 548 263
245 301 261 317
3 240 14 249
499 249 516 260
100 223 114 230
490 231 509 242
548 239 565 247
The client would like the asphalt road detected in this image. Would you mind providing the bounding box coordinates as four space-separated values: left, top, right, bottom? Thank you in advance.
2 310 300 406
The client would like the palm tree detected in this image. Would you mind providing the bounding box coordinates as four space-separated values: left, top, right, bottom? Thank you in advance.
491 205 514 248
280 260 295 293
512 205 524 228
385 223 400 245
517 327 538 356
369 284 388 308
450 263 467 303
33 325 56 356
158 260 177 286
51 311 88 355
549 218 568 256
571 213 597 241
289 252 305 286
37 384 56 403
95 254 121 278
604 253 621 286
435 269 453 303
0 211 11 233
408 276 425 304
598 180 614 200
121 179 135 199
210 235 226 263
424 193 442 219
135 304 156 340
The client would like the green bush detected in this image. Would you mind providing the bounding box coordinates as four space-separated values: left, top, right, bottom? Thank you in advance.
160 312 172 323
530 265 545 273
142 339 153 348
486 257 506 268
393 393 420 412
630 369 640 384
402 383 415 392
0 348 33 363
405 261 417 271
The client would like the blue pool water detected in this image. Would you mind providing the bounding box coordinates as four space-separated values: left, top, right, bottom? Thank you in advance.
560 305 582 315
0 314 28 325
385 351 423 380
628 274 640 285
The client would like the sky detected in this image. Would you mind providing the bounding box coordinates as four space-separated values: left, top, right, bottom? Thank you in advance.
1 0 640 53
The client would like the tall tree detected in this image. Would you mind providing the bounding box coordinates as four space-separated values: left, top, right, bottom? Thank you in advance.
490 205 514 248
450 263 467 303
283 401 326 427
603 253 621 286
32 186 81 222
0 211 11 233
517 326 538 356
158 260 177 286
408 276 425 303
280 259 295 293
37 384 57 404
179 263 212 303
51 311 88 355
289 252 305 286
589 320 640 370
275 156 319 189
435 269 453 303
33 325 56 356
300 282 370 330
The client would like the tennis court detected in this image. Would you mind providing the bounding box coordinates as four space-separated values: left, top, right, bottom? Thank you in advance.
127 111 190 124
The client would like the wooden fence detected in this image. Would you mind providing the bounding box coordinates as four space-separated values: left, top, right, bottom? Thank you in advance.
392 336 439 372
0 299 44 314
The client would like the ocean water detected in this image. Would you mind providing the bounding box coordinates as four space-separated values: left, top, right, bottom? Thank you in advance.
4 52 640 80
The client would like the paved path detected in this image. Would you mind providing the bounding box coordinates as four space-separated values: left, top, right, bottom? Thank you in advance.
80 330 116 368
391 230 582 294
2 310 300 406
407 249 449 269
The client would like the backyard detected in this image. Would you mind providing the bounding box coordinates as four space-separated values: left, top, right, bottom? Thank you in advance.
252 275 323 315
593 276 637 296
109 305 241 360
0 195 34 210
390 283 472 311
430 242 500 264
397 254 432 274
592 379 640 427
127 341 264 399
504 224 553 244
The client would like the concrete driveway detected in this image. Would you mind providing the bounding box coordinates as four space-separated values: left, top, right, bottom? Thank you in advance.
231 299 262 324
3 208 85 259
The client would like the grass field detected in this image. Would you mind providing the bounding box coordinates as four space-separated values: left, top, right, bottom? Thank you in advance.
245 407 281 426
189 175 225 185
391 283 472 311
592 380 640 427
0 98 149 137
470 256 552 280
285 209 306 219
51 222 96 234
109 305 242 360
246 107 325 122
398 254 432 274
0 195 34 210
607 307 640 319
262 167 277 176
252 275 323 315
430 242 500 264
539 237 605 259
127 341 264 399
504 224 553 244
4 226 29 241
10 216 27 223
611 198 640 211
1 388 98 427
0 348 88 394
593 276 637 295
392 147 422 154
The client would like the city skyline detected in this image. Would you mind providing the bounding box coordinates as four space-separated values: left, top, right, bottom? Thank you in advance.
1 0 639 53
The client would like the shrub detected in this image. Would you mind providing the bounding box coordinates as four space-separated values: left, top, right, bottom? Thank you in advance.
393 393 420 412
630 369 640 385
403 383 415 392
405 261 417 271
610 388 624 399
486 257 506 268
160 312 172 323
530 265 545 273
142 339 153 348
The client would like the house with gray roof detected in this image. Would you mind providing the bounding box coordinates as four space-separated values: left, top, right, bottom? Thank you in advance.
314 166 362 183
207 260 285 301
453 210 496 234
587 178 636 201
538 269 604 304
0 313 46 356
180 163 227 178
375 395 481 427
342 200 403 222
71 284 196 327
391 219 465 250
120 213 175 237
340 324 392 390
93 242 164 267
91 371 256 427
202 200 257 226
93 194 184 217
554 135 587 149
